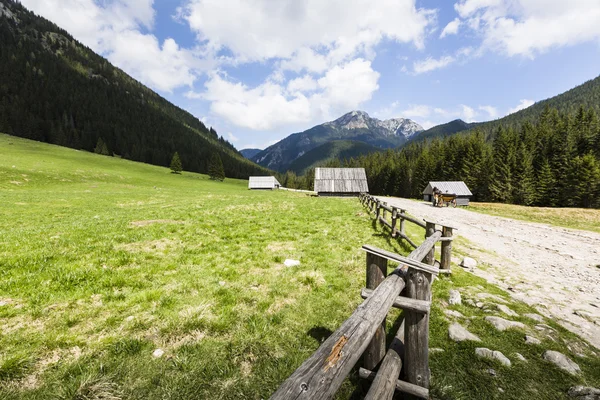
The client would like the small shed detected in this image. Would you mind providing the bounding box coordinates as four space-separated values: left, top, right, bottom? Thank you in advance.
248 176 281 190
314 168 369 196
423 181 472 206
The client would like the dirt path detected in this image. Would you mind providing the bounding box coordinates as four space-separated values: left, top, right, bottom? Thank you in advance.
376 196 600 349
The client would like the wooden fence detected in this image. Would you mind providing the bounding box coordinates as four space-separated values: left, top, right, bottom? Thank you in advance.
270 194 455 399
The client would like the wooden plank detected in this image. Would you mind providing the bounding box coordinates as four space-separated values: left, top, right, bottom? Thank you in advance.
440 226 453 271
423 222 436 266
359 368 429 399
270 272 406 400
404 268 432 398
361 288 430 314
380 203 393 213
364 319 405 400
364 253 388 371
362 244 440 275
398 212 426 229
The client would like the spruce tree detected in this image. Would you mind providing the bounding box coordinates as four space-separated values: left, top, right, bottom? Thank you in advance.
170 152 183 174
94 138 105 154
208 153 225 181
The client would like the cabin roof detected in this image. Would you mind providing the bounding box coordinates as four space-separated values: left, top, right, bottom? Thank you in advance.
423 181 472 196
314 168 369 193
248 176 281 189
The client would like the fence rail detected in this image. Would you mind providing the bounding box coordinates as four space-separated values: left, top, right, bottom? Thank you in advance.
270 194 456 399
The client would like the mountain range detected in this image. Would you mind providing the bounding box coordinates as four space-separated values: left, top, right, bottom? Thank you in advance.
248 111 423 172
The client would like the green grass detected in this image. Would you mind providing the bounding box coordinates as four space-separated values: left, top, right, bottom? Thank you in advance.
469 202 600 234
1 133 598 399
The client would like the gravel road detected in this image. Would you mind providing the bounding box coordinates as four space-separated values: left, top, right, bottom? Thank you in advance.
376 196 600 349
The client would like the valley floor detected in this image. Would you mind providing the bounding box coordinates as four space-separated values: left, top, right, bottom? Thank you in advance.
376 196 600 349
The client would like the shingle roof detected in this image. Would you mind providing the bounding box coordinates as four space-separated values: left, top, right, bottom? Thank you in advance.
248 176 280 189
423 181 472 196
314 168 369 193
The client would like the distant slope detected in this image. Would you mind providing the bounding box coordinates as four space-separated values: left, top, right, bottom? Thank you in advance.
251 110 423 172
287 140 382 175
0 0 268 178
240 148 262 159
410 75 600 143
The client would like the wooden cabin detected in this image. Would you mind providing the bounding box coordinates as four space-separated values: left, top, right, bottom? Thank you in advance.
423 181 472 206
248 176 281 190
314 168 369 196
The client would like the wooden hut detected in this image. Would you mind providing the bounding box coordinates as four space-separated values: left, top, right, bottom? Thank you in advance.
248 176 281 190
314 168 369 196
422 181 472 206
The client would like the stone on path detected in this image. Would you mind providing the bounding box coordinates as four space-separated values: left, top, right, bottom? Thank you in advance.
543 350 581 375
444 309 464 318
449 322 481 342
568 386 600 399
475 348 511 367
497 304 518 317
460 257 477 269
525 335 541 345
485 316 526 331
449 290 461 305
524 313 544 322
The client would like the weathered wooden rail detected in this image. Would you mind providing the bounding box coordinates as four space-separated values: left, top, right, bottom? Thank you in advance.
269 194 456 399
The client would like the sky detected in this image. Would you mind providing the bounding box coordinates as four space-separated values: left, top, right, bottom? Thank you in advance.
19 0 600 150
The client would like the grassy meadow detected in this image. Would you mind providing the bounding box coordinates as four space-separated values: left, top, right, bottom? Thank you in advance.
469 202 600 234
1 133 599 399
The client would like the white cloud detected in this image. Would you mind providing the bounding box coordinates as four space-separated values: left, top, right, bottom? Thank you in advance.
402 104 432 119
460 105 477 122
413 55 455 74
478 105 498 118
202 59 380 131
180 0 437 71
455 0 600 58
440 18 461 38
227 132 239 142
507 99 535 114
287 75 318 94
20 0 203 92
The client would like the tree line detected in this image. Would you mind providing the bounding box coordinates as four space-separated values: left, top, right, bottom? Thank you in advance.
285 106 600 208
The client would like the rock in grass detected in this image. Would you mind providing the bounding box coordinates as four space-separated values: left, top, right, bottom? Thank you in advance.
284 259 301 267
525 335 541 345
475 348 511 367
543 350 581 375
460 257 477 269
449 322 481 342
515 353 527 361
444 309 464 318
430 348 445 354
524 313 544 322
568 386 600 399
153 348 164 358
449 290 462 305
485 316 525 331
497 304 518 316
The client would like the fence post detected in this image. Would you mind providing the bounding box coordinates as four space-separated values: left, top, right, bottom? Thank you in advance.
376 200 381 219
441 226 453 271
399 209 406 236
364 252 388 371
382 202 387 220
404 267 432 398
424 222 436 266
391 207 398 237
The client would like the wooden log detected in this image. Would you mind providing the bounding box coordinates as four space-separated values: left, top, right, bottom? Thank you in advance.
364 253 388 371
376 200 381 219
270 272 406 399
378 215 392 230
359 368 429 399
396 231 418 249
361 289 430 314
399 209 406 235
440 226 453 271
398 212 426 229
404 267 432 397
382 202 387 220
423 222 436 266
391 208 398 237
380 202 393 213
362 244 440 275
364 319 405 400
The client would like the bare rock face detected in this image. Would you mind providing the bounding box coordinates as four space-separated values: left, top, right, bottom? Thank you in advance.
485 316 526 331
543 350 581 375
449 289 462 305
449 322 481 342
568 386 600 399
475 348 511 367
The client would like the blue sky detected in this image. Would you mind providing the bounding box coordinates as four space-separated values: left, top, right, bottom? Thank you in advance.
20 0 600 150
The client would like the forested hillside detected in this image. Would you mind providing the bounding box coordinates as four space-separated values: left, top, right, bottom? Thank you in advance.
321 106 600 208
287 140 381 175
0 0 268 178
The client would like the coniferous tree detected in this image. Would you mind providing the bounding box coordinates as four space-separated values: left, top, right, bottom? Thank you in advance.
170 152 183 174
208 153 225 181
